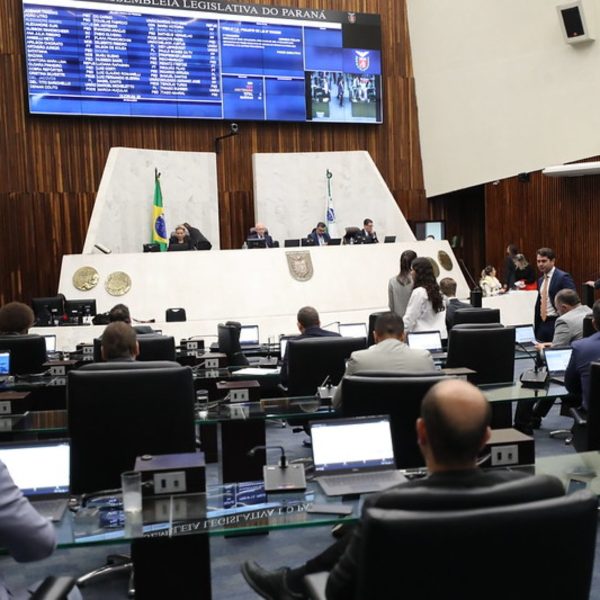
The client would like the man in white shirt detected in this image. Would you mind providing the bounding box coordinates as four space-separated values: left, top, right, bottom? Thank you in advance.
332 312 435 409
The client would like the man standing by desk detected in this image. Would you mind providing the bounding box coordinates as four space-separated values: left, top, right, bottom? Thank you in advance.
534 247 576 343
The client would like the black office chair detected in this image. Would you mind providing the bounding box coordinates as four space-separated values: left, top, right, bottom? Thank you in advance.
31 577 76 600
0 334 47 374
286 337 366 396
452 307 500 326
341 373 445 468
583 314 595 338
570 361 600 452
165 307 187 322
93 334 175 362
217 322 249 367
367 312 386 347
67 363 197 592
445 325 515 384
306 487 596 600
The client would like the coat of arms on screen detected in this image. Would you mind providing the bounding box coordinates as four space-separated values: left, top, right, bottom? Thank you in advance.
286 251 314 282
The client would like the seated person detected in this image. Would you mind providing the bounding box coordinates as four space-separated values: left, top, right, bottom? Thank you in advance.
307 222 331 246
0 458 82 599
479 265 502 297
280 306 340 387
168 225 195 251
241 379 563 600
564 299 600 413
440 277 471 331
247 222 274 248
332 312 434 409
101 322 139 362
536 289 592 349
108 303 154 334
359 218 379 244
183 222 212 250
0 302 35 335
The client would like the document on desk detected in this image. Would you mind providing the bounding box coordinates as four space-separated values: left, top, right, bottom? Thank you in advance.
231 367 280 376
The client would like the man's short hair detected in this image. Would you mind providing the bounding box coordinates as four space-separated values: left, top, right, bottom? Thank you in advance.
439 277 457 297
374 312 404 337
421 383 491 465
555 289 580 307
102 322 137 360
0 302 35 334
108 303 131 323
593 300 600 330
297 306 320 328
316 222 326 228
363 218 373 226
536 247 555 260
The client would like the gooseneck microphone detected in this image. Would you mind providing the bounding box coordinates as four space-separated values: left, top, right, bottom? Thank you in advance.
247 445 288 468
516 342 548 388
459 259 482 307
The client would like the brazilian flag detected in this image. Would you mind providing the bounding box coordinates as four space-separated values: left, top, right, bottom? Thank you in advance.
152 169 168 251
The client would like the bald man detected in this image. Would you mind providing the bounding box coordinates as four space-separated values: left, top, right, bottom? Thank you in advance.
249 222 274 248
241 380 563 600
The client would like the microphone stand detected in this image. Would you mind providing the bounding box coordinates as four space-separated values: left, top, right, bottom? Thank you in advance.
248 445 306 492
516 342 547 388
459 258 483 307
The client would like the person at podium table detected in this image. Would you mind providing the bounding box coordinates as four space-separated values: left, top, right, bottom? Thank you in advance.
167 225 195 251
247 222 274 248
359 218 378 243
307 222 331 246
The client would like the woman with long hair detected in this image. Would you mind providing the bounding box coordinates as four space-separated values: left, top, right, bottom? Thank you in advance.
403 257 447 338
513 253 537 290
480 265 502 297
503 243 519 290
388 250 417 317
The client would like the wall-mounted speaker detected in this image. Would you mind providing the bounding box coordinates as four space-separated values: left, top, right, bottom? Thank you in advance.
557 1 594 44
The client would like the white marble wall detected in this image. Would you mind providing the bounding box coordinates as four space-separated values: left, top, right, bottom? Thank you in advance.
83 148 220 254
252 151 415 242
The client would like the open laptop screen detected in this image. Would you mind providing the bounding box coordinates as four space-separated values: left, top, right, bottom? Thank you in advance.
0 351 10 376
43 334 57 353
514 325 536 345
339 323 367 338
0 440 69 497
239 325 260 346
544 348 573 375
407 331 443 352
310 416 396 475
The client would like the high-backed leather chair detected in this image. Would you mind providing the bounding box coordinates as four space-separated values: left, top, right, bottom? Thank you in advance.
217 322 249 367
453 307 501 326
286 336 366 396
445 325 515 384
306 484 596 600
341 373 445 468
165 307 187 322
367 312 386 347
0 334 47 375
93 334 176 362
583 314 595 338
571 361 600 452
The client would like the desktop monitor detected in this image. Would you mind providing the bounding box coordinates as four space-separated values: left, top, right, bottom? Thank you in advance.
413 221 445 241
64 299 97 318
143 243 160 253
31 296 65 325
239 325 260 347
246 239 267 249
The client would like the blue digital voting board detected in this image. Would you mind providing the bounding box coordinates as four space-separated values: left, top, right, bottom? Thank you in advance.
22 0 383 124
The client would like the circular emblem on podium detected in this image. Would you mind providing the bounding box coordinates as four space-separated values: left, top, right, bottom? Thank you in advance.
438 250 453 272
426 257 440 278
72 267 99 291
286 251 314 282
105 271 132 296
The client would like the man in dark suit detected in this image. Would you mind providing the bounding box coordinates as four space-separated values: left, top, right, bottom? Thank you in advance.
359 218 379 243
241 379 563 600
565 299 600 411
248 222 274 248
280 306 340 387
440 277 471 330
307 222 331 246
534 247 576 343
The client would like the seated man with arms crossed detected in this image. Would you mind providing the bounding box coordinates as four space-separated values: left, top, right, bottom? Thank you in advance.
241 379 564 600
332 312 435 409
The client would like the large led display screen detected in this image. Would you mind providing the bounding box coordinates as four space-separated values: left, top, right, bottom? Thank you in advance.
21 0 383 123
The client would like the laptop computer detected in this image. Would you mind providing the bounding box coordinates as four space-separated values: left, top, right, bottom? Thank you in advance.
384 235 396 243
407 330 446 359
240 324 260 350
543 347 573 385
310 416 406 496
339 323 367 339
514 324 537 348
0 439 70 521
328 238 341 246
0 351 10 383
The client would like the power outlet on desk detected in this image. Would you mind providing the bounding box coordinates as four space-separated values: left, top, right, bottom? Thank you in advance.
153 471 187 494
490 444 519 466
231 388 249 402
205 358 219 369
0 401 11 414
49 365 66 376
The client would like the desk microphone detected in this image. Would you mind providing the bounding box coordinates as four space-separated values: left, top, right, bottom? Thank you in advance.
516 342 547 388
248 445 306 492
248 445 288 468
459 259 482 307
322 320 340 332
94 243 112 254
